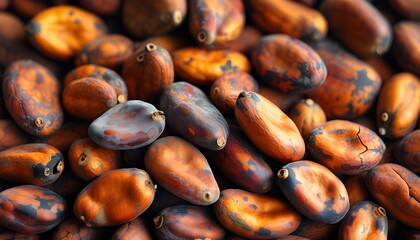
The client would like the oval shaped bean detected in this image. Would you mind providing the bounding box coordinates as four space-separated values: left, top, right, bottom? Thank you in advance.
307 120 385 175
144 136 220 205
88 100 165 150
3 59 63 137
214 188 301 239
277 160 349 224
235 91 305 163
160 81 228 150
74 168 156 227
0 143 64 186
365 163 420 229
0 185 67 234
251 34 327 93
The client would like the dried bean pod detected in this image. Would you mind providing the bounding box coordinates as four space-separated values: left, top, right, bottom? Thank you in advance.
307 40 382 119
365 163 420 229
111 218 152 240
338 201 388 240
320 0 392 58
210 71 259 115
277 160 349 224
88 100 165 150
122 43 174 103
235 91 305 163
0 143 64 186
52 216 103 240
62 77 117 121
144 136 220 205
206 128 273 193
251 34 327 93
289 99 327 139
307 120 385 175
159 81 228 150
122 0 186 39
64 64 127 104
68 138 121 181
26 5 108 60
153 205 225 240
3 59 63 137
214 188 301 239
75 34 133 70
171 48 251 86
247 0 327 42
394 129 420 174
376 72 420 139
74 168 156 227
0 185 67 234
189 0 245 47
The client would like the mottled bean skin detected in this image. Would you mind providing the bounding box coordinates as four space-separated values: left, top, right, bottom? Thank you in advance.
277 160 349 224
159 81 229 150
88 100 165 150
3 59 63 137
153 205 225 240
0 185 67 234
0 143 64 186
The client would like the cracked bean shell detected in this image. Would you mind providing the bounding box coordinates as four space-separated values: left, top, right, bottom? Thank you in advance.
62 77 117 121
376 72 420 140
235 91 305 163
365 163 420 229
0 143 64 186
52 216 103 240
277 160 349 224
73 168 156 227
153 205 225 240
251 34 327 93
338 201 388 240
307 120 385 175
214 188 301 239
0 185 67 234
3 59 63 137
88 100 165 150
144 136 220 205
159 81 229 150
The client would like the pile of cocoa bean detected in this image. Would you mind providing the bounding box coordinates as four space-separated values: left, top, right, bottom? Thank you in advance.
0 0 419 239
